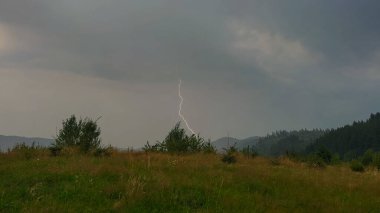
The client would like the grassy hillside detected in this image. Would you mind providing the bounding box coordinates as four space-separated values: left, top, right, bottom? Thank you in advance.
1 150 380 212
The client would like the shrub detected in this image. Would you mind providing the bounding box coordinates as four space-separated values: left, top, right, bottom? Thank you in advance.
361 149 374 166
221 154 236 164
201 140 217 154
350 160 365 172
221 145 237 164
51 115 102 155
316 146 332 164
143 122 215 154
331 153 341 165
372 153 380 170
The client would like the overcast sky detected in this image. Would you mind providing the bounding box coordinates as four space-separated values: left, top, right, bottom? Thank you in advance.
1 1 380 147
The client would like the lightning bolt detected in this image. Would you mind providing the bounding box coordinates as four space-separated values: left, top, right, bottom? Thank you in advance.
178 79 196 135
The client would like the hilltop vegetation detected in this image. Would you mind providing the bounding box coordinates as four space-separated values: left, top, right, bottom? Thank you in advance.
307 113 380 159
254 129 327 156
143 122 215 154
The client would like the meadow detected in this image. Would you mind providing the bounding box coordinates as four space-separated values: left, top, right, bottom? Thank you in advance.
1 150 380 212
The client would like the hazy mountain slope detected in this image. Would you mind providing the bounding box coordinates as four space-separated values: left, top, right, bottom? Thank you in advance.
255 129 327 156
239 136 260 148
212 136 259 151
0 135 53 151
211 137 240 151
212 129 325 156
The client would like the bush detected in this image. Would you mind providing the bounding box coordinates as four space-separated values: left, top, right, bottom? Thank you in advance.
51 115 102 155
316 146 332 164
361 149 374 166
372 153 380 170
350 160 365 172
221 154 236 164
221 145 237 164
201 140 217 154
331 153 341 165
143 122 215 154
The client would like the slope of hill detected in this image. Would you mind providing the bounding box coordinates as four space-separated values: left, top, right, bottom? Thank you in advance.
254 129 327 156
211 136 259 151
306 113 380 159
0 135 53 151
211 137 240 151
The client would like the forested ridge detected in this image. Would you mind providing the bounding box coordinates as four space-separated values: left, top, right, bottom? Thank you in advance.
306 113 380 159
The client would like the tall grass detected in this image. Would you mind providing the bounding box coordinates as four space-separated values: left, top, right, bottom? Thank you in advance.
1 149 380 212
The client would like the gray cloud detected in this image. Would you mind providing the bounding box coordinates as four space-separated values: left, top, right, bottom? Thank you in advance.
1 1 380 147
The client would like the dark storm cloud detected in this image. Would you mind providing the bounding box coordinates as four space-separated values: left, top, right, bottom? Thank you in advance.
0 0 240 82
223 0 380 68
1 1 380 146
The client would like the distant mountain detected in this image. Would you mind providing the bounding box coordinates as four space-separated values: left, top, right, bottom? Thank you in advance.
212 136 259 152
306 113 380 159
0 135 53 152
255 129 327 156
239 136 260 148
212 129 326 156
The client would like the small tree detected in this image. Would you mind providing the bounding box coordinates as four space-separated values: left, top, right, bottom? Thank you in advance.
361 149 374 166
350 160 365 172
316 146 332 164
222 144 238 164
164 122 188 153
51 115 101 154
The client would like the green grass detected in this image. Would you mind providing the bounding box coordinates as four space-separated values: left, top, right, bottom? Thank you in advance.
1 151 380 212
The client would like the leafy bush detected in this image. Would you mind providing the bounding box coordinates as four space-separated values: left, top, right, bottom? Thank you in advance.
143 122 215 154
51 115 102 155
350 160 365 172
316 146 332 164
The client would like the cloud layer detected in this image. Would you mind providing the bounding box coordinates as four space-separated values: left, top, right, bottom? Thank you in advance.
1 1 380 147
